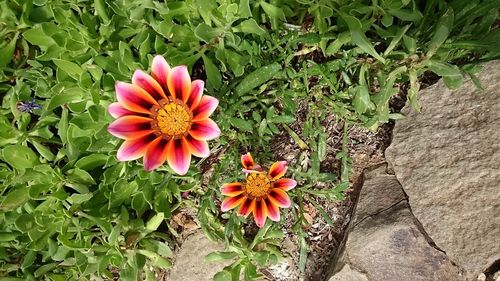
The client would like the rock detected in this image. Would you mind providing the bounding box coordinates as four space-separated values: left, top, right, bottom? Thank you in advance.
329 165 463 281
168 231 231 281
329 263 369 281
385 60 500 279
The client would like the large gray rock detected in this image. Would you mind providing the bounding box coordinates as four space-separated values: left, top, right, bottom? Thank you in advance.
168 231 231 281
385 61 500 280
329 165 463 281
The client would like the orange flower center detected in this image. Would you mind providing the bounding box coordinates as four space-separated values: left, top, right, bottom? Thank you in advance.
243 173 271 198
151 98 192 138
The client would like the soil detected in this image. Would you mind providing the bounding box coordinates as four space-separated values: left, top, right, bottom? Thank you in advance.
265 101 394 281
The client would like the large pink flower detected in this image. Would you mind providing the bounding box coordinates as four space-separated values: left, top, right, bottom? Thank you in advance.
108 55 220 175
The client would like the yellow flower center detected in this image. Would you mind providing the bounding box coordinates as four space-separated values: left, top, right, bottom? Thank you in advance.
151 98 192 138
244 173 271 198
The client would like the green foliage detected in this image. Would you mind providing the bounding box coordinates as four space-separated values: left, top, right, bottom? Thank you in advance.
0 0 498 280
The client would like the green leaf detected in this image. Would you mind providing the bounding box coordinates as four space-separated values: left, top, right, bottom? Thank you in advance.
342 15 386 63
317 131 327 162
260 2 285 20
75 154 108 170
239 0 251 18
146 212 165 231
58 107 69 145
94 0 110 23
202 54 222 89
384 24 411 56
0 187 29 211
23 26 55 47
66 193 93 204
427 8 454 58
269 115 295 123
353 85 370 114
53 59 84 79
66 168 96 185
229 117 253 132
233 19 266 36
213 270 232 281
34 263 58 278
194 23 221 43
426 60 463 89
30 139 55 161
235 63 281 95
298 234 308 272
204 251 238 263
1 145 39 170
0 33 18 66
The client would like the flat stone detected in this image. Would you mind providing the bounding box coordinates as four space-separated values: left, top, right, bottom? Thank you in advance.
168 231 231 281
329 165 463 281
385 61 500 279
329 263 369 281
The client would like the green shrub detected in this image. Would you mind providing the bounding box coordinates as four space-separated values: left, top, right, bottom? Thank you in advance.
0 0 498 280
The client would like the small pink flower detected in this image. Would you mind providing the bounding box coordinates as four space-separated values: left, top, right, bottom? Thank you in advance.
220 153 297 228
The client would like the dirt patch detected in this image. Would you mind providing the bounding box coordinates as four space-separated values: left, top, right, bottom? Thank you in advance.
265 100 394 281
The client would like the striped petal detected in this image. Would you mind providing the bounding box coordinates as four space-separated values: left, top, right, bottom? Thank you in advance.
187 80 204 110
253 199 268 228
221 182 244 196
108 102 134 118
116 134 156 161
268 161 288 180
167 65 191 102
115 82 157 114
143 137 169 171
265 198 280 222
221 194 246 212
189 119 221 141
166 137 191 175
132 70 166 100
151 55 171 93
238 198 256 217
108 116 154 139
268 188 291 208
241 153 255 169
192 95 218 121
273 178 297 191
185 135 210 158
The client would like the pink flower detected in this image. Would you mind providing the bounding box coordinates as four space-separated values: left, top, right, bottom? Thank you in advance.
220 153 297 227
108 56 220 175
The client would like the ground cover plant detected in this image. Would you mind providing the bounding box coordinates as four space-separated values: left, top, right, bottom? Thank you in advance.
0 0 499 280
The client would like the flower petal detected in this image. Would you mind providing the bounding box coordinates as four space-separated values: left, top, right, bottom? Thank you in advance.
143 137 169 171
187 80 204 110
268 188 291 208
185 135 210 158
115 82 158 114
108 116 154 139
268 161 288 180
108 102 135 118
132 70 166 100
238 198 256 217
253 199 268 228
192 95 218 121
221 182 244 196
167 65 191 102
189 119 221 141
116 134 156 161
166 137 191 175
273 178 297 191
151 55 171 93
265 198 280 222
221 194 246 212
241 153 255 169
